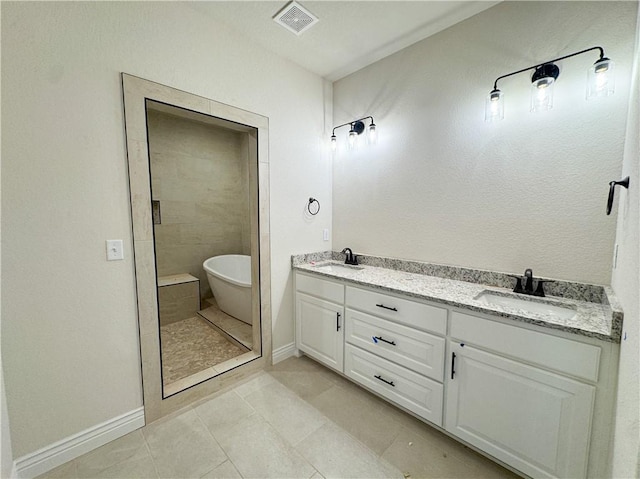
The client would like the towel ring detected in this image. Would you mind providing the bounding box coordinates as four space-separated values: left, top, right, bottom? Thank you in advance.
307 198 320 216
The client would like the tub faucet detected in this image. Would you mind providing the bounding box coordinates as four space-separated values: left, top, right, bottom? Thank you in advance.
341 248 358 265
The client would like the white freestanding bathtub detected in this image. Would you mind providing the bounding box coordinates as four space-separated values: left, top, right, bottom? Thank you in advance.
203 255 252 325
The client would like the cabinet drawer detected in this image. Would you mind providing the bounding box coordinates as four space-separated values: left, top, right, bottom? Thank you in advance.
346 286 447 335
345 344 443 426
450 311 601 382
296 272 344 304
345 308 445 381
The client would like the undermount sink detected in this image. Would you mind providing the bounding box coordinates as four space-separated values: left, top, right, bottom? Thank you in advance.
474 291 577 320
312 262 364 272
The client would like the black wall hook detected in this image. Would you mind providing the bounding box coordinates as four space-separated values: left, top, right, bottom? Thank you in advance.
607 176 630 215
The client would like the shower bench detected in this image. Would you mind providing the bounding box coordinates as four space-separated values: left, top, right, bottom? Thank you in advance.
157 273 201 326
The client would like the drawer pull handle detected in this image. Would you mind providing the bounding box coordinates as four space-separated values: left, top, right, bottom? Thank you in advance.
376 303 398 312
451 352 456 380
336 312 341 332
373 336 396 346
374 374 395 387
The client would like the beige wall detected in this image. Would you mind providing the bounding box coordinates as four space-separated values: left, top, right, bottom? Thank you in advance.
0 124 13 478
332 1 637 285
1 2 332 459
611 4 640 477
147 110 251 298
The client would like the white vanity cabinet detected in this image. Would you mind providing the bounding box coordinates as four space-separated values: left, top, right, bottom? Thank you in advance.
293 268 615 479
344 286 447 426
295 273 345 372
446 311 599 479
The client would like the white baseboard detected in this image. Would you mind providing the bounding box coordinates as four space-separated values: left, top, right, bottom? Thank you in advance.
14 407 144 479
272 342 297 364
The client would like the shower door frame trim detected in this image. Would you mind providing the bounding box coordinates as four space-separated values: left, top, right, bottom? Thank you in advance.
122 73 272 423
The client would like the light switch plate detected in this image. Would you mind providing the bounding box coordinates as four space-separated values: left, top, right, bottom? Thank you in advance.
323 228 329 241
106 240 124 261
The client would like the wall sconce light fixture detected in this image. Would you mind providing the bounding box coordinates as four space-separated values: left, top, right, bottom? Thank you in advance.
486 46 615 122
331 116 377 151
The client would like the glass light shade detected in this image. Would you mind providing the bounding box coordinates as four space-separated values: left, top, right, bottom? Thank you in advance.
484 89 504 122
330 135 337 151
587 59 615 99
348 129 357 149
368 123 377 145
530 77 555 112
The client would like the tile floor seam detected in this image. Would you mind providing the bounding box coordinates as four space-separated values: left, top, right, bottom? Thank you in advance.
214 412 318 479
293 421 404 479
308 384 407 455
378 427 404 459
197 465 217 478
248 401 322 460
248 395 322 477
300 415 386 460
223 457 245 479
142 437 162 479
262 408 328 449
305 469 320 479
192 409 235 471
331 409 401 458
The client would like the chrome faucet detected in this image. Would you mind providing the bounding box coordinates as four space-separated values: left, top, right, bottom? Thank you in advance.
341 248 358 265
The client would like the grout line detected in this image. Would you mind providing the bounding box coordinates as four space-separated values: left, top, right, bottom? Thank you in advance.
193 412 230 472
139 432 161 479
223 458 245 479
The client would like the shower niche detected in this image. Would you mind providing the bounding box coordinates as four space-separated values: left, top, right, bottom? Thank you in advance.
122 74 271 422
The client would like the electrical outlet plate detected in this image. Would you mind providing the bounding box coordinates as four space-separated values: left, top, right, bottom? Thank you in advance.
106 239 124 261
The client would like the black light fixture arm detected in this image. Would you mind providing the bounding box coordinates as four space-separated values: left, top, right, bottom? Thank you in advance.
492 46 606 90
332 116 375 135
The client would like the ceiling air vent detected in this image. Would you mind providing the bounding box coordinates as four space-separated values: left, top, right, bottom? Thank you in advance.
273 1 319 36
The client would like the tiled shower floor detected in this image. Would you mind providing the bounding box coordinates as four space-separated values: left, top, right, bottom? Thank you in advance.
160 316 248 385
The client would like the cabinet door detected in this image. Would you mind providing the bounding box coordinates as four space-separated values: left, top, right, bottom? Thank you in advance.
296 293 344 372
445 342 595 479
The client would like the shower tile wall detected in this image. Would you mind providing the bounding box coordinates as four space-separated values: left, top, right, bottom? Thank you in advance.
147 110 251 298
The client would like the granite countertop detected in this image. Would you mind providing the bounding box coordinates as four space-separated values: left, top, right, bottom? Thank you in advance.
292 252 623 343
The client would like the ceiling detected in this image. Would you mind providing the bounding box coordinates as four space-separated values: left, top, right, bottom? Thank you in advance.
188 1 500 81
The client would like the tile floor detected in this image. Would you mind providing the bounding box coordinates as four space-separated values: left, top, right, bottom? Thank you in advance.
160 316 248 386
38 356 520 479
198 299 253 349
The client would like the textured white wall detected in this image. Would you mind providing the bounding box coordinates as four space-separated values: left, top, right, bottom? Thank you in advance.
1 2 331 458
611 5 640 477
333 1 637 284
